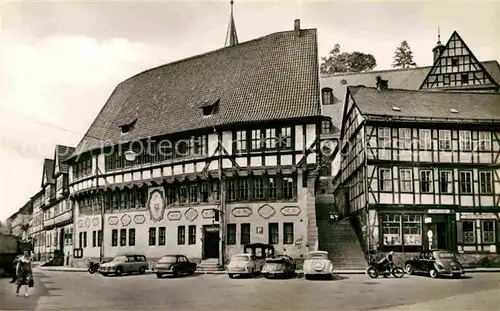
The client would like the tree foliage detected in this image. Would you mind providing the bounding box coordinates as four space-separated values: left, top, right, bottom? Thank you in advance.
320 44 377 75
392 40 417 69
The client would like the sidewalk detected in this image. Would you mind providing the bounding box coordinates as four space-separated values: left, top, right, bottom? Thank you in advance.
35 266 500 274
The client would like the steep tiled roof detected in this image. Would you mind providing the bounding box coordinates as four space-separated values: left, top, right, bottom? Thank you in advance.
55 145 75 173
72 29 321 157
42 159 55 185
320 60 500 129
349 86 500 122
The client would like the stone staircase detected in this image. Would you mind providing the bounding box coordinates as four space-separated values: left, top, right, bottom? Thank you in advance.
197 258 224 272
316 192 367 270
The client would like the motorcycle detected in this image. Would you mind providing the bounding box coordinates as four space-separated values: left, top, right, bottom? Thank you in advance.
366 262 404 279
88 261 100 274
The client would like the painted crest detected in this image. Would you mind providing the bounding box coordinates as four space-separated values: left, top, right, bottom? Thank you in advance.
92 218 99 226
167 211 182 221
258 204 275 219
148 189 166 222
121 214 131 227
202 209 215 219
231 207 252 217
281 206 301 216
85 217 91 228
78 220 83 228
108 216 119 226
134 214 146 224
185 208 198 222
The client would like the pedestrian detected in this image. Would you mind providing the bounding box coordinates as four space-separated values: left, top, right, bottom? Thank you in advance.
9 254 22 283
15 250 33 297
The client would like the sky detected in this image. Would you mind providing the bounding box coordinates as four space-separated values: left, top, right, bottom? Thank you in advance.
1 0 499 221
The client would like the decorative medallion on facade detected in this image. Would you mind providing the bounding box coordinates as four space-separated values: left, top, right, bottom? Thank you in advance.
134 214 146 224
108 216 119 226
121 214 131 227
202 209 215 219
258 204 275 219
85 217 91 228
185 208 198 222
231 207 252 217
92 218 99 226
148 188 166 222
167 211 182 221
78 220 83 228
281 206 301 216
294 237 304 248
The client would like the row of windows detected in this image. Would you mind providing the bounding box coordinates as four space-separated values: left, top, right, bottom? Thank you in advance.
226 223 295 245
79 176 297 215
377 127 492 151
73 157 92 179
234 127 293 153
382 214 422 246
378 168 494 195
462 221 496 244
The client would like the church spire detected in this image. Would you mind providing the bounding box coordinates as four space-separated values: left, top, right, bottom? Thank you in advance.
224 0 238 47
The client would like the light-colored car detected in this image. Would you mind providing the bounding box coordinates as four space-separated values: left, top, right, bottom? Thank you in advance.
99 254 148 276
227 253 262 278
303 251 334 280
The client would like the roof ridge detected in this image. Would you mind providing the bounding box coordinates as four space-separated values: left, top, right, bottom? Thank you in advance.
122 28 317 85
349 85 500 96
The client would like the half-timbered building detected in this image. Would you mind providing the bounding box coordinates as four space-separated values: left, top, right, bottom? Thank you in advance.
65 15 324 268
323 31 500 264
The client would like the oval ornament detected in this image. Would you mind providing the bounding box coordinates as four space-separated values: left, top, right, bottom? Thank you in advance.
85 217 91 228
202 209 215 219
232 207 252 218
121 214 131 227
134 214 146 224
185 208 199 222
258 204 275 219
92 218 99 226
108 216 119 226
167 211 182 221
148 189 166 222
78 220 83 228
281 206 301 216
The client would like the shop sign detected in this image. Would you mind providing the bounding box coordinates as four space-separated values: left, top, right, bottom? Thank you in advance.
460 213 497 220
424 217 432 224
427 209 453 214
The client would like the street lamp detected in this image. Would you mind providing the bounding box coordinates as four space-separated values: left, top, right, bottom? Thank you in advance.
97 148 138 262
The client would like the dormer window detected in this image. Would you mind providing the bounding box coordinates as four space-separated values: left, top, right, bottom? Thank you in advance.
119 118 137 134
200 99 220 116
322 88 334 105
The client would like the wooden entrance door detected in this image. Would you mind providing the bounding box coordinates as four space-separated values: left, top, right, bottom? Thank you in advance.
203 227 219 259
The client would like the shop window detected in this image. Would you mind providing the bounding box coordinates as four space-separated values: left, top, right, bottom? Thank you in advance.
482 221 495 244
463 221 475 244
188 225 196 245
403 215 422 245
226 224 236 245
177 226 185 245
382 214 401 245
283 223 294 244
241 223 250 245
149 227 156 246
120 229 127 246
159 227 166 246
269 223 279 244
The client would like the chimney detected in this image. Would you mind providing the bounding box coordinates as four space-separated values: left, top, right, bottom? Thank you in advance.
294 19 301 37
376 76 389 91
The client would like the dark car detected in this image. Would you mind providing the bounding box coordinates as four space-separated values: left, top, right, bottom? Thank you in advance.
404 250 464 278
261 255 296 279
155 255 197 278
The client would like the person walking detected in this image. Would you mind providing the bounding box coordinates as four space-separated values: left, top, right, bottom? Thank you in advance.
15 250 33 297
9 254 22 283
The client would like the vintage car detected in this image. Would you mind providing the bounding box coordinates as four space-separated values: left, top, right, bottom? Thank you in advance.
154 254 197 278
261 255 296 279
99 253 148 276
227 253 262 278
303 251 334 280
404 250 464 278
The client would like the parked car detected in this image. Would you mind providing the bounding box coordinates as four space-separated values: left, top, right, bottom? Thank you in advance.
227 253 262 278
261 255 296 279
99 253 148 276
404 250 464 278
155 254 197 278
303 251 334 280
